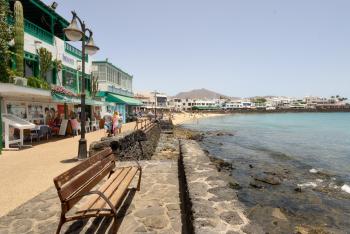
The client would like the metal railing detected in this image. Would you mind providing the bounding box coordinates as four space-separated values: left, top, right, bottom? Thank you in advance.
64 42 89 62
24 19 54 45
134 118 152 131
8 17 54 45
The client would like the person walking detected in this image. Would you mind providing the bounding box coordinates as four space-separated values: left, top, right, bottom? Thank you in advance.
104 114 113 137
112 112 123 136
117 112 123 134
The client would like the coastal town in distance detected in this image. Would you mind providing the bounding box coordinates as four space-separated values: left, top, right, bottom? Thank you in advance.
135 88 350 112
1 0 350 234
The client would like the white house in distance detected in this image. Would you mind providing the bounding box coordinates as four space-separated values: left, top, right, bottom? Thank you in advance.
134 91 169 111
172 98 223 111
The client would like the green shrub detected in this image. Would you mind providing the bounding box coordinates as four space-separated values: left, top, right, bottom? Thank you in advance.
27 76 50 90
27 76 39 88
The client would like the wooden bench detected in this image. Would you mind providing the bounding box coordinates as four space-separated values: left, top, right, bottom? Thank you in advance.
53 147 142 234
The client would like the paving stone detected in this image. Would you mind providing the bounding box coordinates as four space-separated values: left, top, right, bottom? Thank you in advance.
11 219 33 233
134 206 166 218
142 215 168 229
36 220 57 234
134 225 147 232
220 211 244 226
166 203 180 211
181 139 252 233
196 218 220 228
226 231 241 234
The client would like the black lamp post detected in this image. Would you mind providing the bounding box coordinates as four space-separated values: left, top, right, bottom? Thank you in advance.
64 11 99 160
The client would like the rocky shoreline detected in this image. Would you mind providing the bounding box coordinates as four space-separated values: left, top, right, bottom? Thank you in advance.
175 126 350 234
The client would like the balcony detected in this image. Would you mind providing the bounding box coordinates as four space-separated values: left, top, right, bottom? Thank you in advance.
24 19 54 45
64 42 89 62
7 17 54 45
107 85 134 97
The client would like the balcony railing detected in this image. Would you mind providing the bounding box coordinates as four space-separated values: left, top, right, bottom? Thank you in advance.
107 85 134 97
64 42 89 62
24 19 54 45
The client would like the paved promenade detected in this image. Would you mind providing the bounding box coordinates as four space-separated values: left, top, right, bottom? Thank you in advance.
0 160 181 234
0 122 137 217
0 132 181 233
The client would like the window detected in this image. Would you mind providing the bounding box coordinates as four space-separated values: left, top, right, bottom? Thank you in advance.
6 102 27 119
24 60 38 78
62 69 77 92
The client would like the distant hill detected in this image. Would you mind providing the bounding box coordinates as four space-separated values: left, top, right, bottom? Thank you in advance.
174 88 229 99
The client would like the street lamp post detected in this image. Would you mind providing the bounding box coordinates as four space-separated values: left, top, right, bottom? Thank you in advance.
153 90 157 119
64 11 99 160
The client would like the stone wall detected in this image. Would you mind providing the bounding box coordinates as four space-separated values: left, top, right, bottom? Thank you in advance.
180 139 254 234
89 123 161 161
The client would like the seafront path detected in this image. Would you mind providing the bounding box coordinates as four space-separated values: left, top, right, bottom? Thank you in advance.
0 122 137 217
0 121 182 233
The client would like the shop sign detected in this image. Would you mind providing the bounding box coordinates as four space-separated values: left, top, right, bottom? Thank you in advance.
62 54 75 66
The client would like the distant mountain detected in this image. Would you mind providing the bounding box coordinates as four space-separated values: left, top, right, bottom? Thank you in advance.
174 88 229 99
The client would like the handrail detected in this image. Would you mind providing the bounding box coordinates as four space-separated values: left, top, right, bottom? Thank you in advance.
24 19 54 45
64 42 89 62
134 118 151 131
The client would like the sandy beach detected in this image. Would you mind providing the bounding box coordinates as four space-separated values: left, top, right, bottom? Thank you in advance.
171 112 226 125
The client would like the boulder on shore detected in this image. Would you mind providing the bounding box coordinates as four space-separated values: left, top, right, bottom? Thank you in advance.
253 173 282 185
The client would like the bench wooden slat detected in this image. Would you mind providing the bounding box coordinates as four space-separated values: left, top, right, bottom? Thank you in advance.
75 167 131 214
89 167 134 213
54 148 113 188
66 162 115 210
74 167 139 217
60 155 114 201
101 167 139 210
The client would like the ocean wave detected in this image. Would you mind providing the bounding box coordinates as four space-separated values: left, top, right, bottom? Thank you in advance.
309 168 318 173
297 182 317 188
341 184 350 194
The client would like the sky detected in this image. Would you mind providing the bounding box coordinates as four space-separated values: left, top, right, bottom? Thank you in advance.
43 0 350 97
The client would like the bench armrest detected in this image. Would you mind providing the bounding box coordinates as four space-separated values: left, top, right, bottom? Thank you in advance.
121 156 142 170
66 190 118 214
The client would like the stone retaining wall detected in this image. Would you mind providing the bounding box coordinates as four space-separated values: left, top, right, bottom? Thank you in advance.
89 123 161 160
180 139 254 234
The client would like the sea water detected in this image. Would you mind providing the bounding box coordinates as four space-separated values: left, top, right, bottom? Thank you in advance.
183 112 350 232
183 112 350 184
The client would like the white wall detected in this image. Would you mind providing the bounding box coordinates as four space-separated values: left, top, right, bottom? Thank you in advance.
24 32 93 85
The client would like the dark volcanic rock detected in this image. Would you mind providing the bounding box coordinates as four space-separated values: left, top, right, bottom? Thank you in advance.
253 173 282 185
189 133 204 141
228 181 242 190
249 180 265 189
294 187 302 193
208 156 233 172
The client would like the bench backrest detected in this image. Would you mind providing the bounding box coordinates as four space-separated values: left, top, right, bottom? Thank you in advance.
53 147 114 210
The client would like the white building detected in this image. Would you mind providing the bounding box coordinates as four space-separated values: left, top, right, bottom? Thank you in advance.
135 91 169 110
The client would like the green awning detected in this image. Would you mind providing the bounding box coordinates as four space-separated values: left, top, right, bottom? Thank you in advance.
85 98 106 106
52 93 80 104
106 93 143 106
52 93 106 106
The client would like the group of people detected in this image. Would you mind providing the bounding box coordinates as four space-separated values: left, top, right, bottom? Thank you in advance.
44 108 61 126
44 108 62 135
104 111 123 136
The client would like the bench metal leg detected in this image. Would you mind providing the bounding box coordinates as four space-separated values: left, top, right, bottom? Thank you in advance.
111 215 118 233
137 169 142 191
56 213 65 234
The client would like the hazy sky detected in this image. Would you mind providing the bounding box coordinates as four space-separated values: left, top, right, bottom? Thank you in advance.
44 0 350 97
